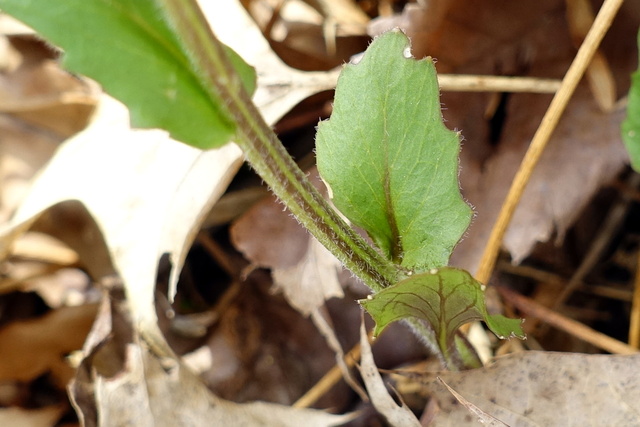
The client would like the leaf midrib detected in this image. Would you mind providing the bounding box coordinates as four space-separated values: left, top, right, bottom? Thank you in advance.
381 73 403 263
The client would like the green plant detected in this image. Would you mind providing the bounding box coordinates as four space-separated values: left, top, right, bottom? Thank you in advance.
622 30 640 172
0 0 523 369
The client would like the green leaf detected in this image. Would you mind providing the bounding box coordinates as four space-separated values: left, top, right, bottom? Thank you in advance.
0 0 256 149
622 30 640 172
360 267 524 355
316 30 472 272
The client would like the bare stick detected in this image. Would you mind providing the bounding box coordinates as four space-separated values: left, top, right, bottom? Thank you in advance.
498 287 637 355
438 75 560 93
474 0 625 285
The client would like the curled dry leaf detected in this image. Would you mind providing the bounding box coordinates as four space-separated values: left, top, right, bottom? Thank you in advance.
0 35 98 223
0 114 60 224
1 95 242 357
272 238 343 314
0 1 357 422
0 0 344 357
71 289 354 427
0 35 98 137
358 319 421 427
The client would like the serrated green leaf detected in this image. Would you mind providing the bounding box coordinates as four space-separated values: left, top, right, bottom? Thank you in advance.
0 0 256 149
316 30 472 272
360 268 524 354
622 30 640 172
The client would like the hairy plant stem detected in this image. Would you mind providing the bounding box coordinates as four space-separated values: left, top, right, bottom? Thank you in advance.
154 0 480 368
156 0 401 292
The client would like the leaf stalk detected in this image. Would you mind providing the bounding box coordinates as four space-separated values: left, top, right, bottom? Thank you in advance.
156 0 402 291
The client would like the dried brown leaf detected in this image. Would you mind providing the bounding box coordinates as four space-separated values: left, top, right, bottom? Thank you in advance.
0 304 97 384
0 37 98 136
0 406 66 427
453 86 628 270
231 168 343 315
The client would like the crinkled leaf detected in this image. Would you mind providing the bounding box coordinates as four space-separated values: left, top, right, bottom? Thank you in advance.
0 0 256 149
622 30 640 172
360 268 524 352
316 30 472 271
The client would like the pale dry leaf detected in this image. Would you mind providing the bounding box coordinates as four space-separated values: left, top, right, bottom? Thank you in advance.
10 231 78 265
0 95 242 357
0 115 63 224
230 167 360 398
0 232 83 304
1 0 345 359
246 0 368 67
272 237 343 314
73 295 354 427
0 33 19 70
0 13 34 35
358 320 421 427
0 37 97 224
0 406 65 427
94 343 353 427
162 0 344 300
437 377 509 426
0 39 98 136
0 259 58 294
20 267 91 308
288 0 370 37
230 192 309 269
419 351 640 426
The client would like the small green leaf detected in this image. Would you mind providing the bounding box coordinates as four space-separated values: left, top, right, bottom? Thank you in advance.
0 0 256 149
622 30 640 172
316 30 472 272
360 268 524 354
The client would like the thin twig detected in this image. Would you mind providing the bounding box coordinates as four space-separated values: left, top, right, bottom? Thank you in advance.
474 0 625 285
498 287 637 355
438 75 561 93
554 173 640 306
630 251 640 348
293 342 363 408
500 262 634 301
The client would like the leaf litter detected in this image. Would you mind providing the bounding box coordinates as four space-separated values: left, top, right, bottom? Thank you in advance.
1 0 640 425
0 0 355 424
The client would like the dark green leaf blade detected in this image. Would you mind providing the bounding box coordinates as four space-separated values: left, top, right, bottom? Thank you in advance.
316 30 472 271
360 268 524 353
0 0 256 149
622 30 640 172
